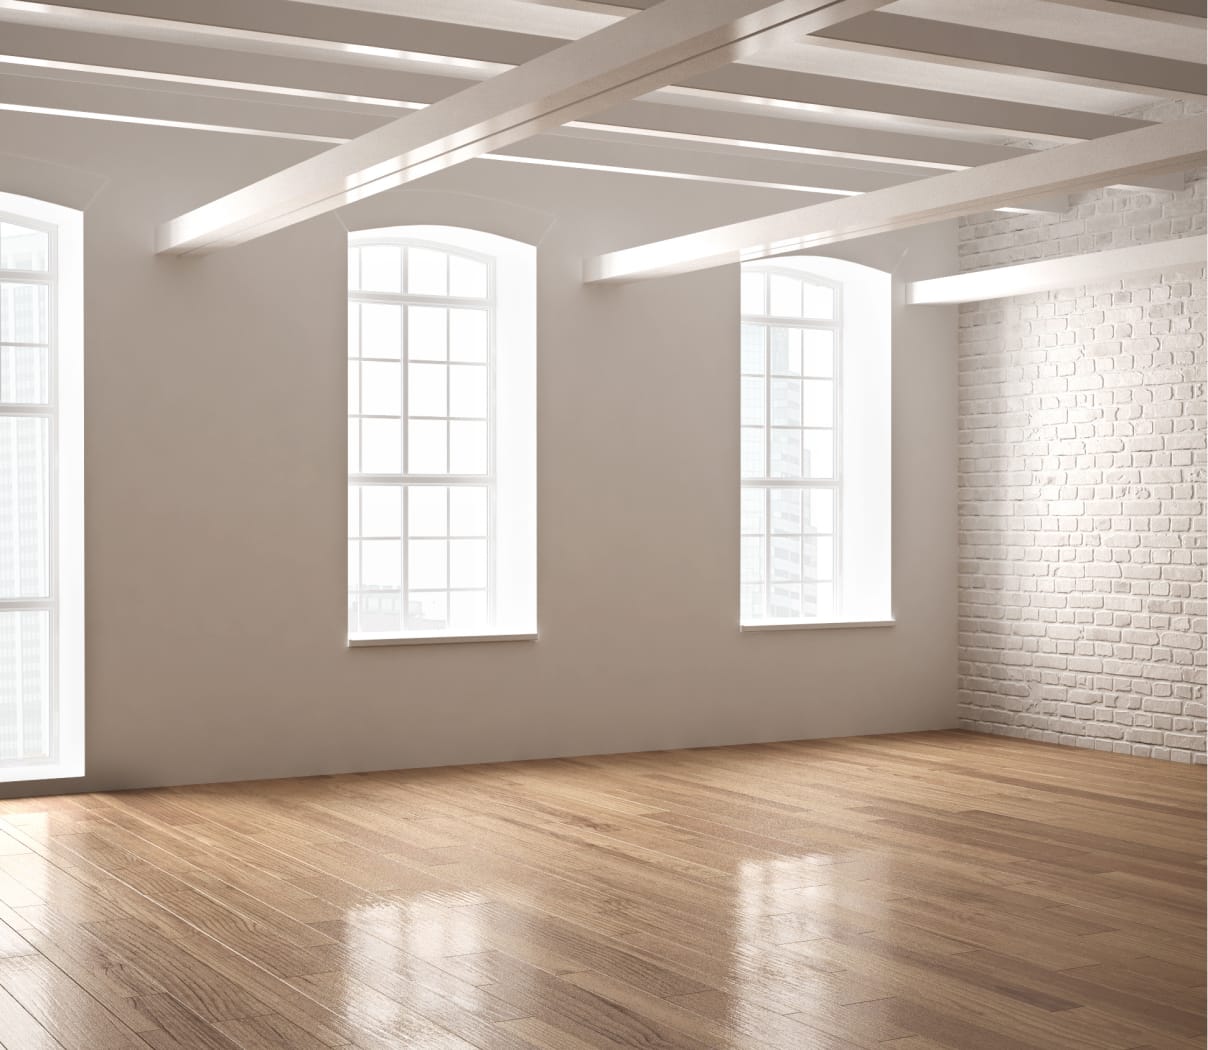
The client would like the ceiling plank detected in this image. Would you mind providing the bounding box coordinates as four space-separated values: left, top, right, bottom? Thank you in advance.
156 0 892 254
907 235 1207 304
809 11 1206 95
1042 0 1207 29
583 117 1207 283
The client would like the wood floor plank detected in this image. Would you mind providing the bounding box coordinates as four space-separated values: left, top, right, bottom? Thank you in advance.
0 731 1197 1050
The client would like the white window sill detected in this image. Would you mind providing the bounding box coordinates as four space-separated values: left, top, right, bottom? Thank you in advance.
0 761 84 784
740 618 895 633
349 630 538 648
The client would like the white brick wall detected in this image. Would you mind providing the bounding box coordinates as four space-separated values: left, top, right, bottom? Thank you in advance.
957 100 1207 764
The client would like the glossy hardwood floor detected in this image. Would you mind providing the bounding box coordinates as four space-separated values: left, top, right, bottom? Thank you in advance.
0 730 1202 1049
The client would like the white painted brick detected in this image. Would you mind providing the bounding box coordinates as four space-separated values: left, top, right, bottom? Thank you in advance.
956 98 1207 764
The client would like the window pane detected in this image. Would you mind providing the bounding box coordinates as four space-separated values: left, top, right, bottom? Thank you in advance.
770 379 802 427
450 538 487 589
449 590 487 631
449 255 487 299
769 274 801 318
449 487 487 537
802 282 834 320
361 361 401 417
803 535 835 582
449 421 487 475
352 591 403 635
740 324 764 375
408 486 447 537
740 271 764 315
740 427 764 479
348 418 360 473
408 306 447 361
407 591 448 630
803 489 835 534
803 380 833 428
347 361 360 415
769 489 802 534
740 583 762 621
769 582 802 619
741 377 764 427
348 488 360 539
770 328 802 376
358 245 401 293
802 430 834 480
361 486 401 537
408 420 447 474
802 329 834 377
360 418 401 474
408 247 448 295
0 610 50 762
0 344 48 404
770 429 802 479
360 303 402 359
740 488 765 535
361 539 401 590
0 224 49 272
449 309 487 363
408 539 447 589
449 365 487 418
408 363 447 417
770 535 801 581
804 580 835 619
0 416 48 599
0 283 48 344
741 536 764 584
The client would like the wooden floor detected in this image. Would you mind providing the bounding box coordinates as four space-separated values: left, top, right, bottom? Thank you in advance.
0 731 1202 1049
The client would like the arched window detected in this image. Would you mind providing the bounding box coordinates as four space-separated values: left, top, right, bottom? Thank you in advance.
0 193 83 780
740 256 891 628
347 226 535 644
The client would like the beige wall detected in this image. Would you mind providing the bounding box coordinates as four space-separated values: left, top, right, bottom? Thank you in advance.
0 111 959 794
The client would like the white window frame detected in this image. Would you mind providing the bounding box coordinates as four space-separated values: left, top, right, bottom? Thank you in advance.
347 226 536 645
0 193 84 782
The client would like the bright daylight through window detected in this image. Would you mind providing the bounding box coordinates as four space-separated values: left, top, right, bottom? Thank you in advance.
740 256 891 628
347 226 535 644
0 193 83 781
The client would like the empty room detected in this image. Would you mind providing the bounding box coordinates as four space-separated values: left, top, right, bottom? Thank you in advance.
0 0 1203 1047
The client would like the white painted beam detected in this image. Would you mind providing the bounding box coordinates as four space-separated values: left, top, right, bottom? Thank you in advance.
907 236 1207 304
584 117 1207 283
157 0 890 254
810 12 1206 96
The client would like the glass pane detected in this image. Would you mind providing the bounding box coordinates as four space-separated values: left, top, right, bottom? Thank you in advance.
769 274 801 318
803 380 833 428
358 245 401 293
740 271 765 315
740 583 763 621
360 418 401 474
347 302 360 358
803 580 835 619
741 536 764 584
804 489 835 534
408 539 447 589
361 539 401 590
802 430 834 480
408 363 447 418
770 489 802 534
740 324 764 375
0 416 48 599
449 365 487 418
802 282 834 320
449 420 487 475
361 361 401 417
360 303 402 359
407 591 448 630
408 247 448 295
408 420 447 474
450 538 487 589
770 379 802 427
740 377 764 427
769 583 802 619
740 427 765 479
0 224 49 272
449 487 487 537
408 486 447 538
0 344 48 404
361 486 401 538
408 306 447 361
740 488 764 535
449 309 487 363
0 283 48 344
348 539 359 590
771 535 802 581
347 361 359 415
348 247 359 291
351 591 403 635
770 429 802 479
770 328 802 376
803 535 835 582
0 609 51 762
802 330 834 377
347 488 360 538
449 255 487 299
348 418 360 473
449 590 488 631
